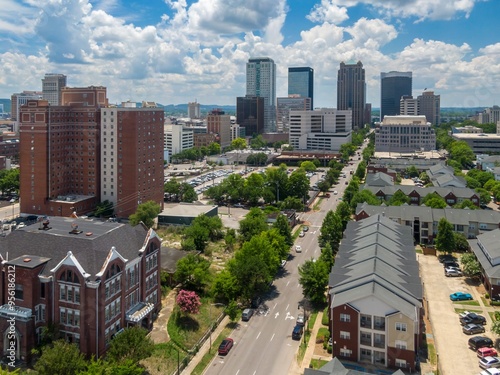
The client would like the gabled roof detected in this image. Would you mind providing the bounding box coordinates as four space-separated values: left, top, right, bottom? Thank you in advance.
329 214 422 318
0 217 150 281
365 172 394 187
433 173 466 188
362 185 477 200
481 155 500 164
304 357 406 375
427 162 453 176
469 230 500 279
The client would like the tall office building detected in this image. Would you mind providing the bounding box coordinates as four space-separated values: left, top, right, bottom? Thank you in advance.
41 73 67 105
100 103 164 218
19 87 164 218
188 101 201 119
288 67 314 109
236 96 265 136
246 57 276 133
11 91 43 133
380 71 412 120
418 91 441 126
207 108 231 148
400 95 419 116
337 61 366 130
277 96 311 133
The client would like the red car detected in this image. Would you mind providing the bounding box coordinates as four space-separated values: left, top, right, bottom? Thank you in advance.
218 338 234 355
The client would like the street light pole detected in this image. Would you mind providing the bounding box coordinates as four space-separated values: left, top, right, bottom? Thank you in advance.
209 303 226 353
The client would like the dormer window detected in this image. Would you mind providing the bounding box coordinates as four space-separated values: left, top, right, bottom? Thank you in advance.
59 270 80 284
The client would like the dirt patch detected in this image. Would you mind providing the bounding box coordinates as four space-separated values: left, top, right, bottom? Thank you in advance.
313 341 331 358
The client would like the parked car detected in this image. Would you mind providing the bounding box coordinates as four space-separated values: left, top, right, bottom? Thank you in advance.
479 356 500 369
450 292 473 301
292 324 303 340
295 245 302 253
478 347 499 358
296 313 305 326
302 226 309 232
241 308 254 322
218 338 234 355
461 312 487 326
444 260 460 269
463 324 486 335
469 336 494 351
459 310 473 319
445 267 463 277
481 368 500 375
299 231 305 237
280 259 287 268
333 190 338 195
439 254 458 263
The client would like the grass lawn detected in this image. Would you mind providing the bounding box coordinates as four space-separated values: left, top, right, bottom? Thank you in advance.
167 298 225 351
142 342 189 375
309 358 330 369
453 300 480 306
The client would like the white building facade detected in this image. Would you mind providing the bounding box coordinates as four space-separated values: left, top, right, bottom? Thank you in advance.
288 108 352 151
375 115 436 153
164 124 194 158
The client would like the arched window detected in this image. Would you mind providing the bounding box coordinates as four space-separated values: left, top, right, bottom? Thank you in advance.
59 270 80 284
106 263 121 279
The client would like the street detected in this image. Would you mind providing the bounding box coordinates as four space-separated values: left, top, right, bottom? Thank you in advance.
203 150 365 375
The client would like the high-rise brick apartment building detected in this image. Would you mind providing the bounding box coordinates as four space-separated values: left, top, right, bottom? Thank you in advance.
0 216 162 363
19 87 164 218
206 109 231 148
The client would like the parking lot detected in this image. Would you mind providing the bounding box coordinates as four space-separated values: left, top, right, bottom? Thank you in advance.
418 253 498 375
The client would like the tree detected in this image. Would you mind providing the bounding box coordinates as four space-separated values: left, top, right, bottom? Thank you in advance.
405 166 419 178
246 153 268 166
34 340 87 375
106 326 154 364
461 252 481 277
250 135 266 149
454 200 478 210
183 217 210 252
454 232 470 251
298 259 329 305
232 137 247 165
243 172 266 205
273 213 293 247
449 140 475 168
465 176 481 190
467 169 494 187
0 168 20 195
94 200 114 217
318 211 343 254
224 228 237 252
211 270 240 301
208 142 221 155
82 358 145 375
239 208 268 242
388 190 411 206
421 193 447 208
225 300 239 322
350 189 380 210
354 161 366 180
336 201 352 230
128 201 161 228
174 253 211 291
164 179 181 199
435 218 455 253
287 169 310 201
300 161 317 172
176 289 202 314
280 196 305 211
318 243 334 271
179 182 198 202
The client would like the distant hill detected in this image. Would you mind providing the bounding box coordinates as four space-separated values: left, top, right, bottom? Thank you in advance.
161 104 236 116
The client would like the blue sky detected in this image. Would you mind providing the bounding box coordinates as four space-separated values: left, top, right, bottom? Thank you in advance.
0 0 499 108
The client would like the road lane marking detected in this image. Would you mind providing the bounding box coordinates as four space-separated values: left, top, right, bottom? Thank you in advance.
273 302 277 309
286 303 289 310
256 331 261 340
275 312 279 319
271 333 275 341
236 370 240 375
286 280 290 286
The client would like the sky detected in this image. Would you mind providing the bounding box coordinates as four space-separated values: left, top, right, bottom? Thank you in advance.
1 0 499 108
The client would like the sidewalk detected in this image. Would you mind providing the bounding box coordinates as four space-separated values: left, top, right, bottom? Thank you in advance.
181 315 231 375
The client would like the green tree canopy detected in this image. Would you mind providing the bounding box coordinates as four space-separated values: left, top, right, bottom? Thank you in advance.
128 201 161 228
272 213 293 247
298 259 329 305
349 189 380 210
435 218 455 253
106 326 154 364
34 340 87 375
387 190 411 206
174 253 212 291
211 269 240 302
299 161 317 172
239 208 268 242
421 193 447 208
94 200 114 217
319 211 343 254
449 140 475 168
461 252 481 277
454 200 478 210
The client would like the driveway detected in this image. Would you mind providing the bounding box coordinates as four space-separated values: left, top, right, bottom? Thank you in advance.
418 253 497 375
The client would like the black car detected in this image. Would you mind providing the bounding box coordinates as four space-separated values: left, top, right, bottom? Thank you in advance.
460 312 487 326
443 260 460 269
469 336 493 350
292 324 303 340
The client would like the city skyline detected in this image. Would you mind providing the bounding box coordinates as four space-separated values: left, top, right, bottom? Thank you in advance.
1 0 499 108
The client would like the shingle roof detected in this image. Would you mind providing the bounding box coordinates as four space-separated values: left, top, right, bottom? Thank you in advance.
329 214 422 317
433 173 466 188
365 172 394 187
0 217 151 280
304 357 406 375
362 185 477 200
469 230 500 279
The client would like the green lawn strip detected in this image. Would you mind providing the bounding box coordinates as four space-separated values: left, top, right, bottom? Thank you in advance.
308 312 318 329
322 308 329 326
143 342 188 374
313 200 321 211
454 308 482 315
481 296 489 306
309 358 330 369
427 342 437 366
191 324 234 375
317 327 329 342
452 300 480 306
488 311 497 322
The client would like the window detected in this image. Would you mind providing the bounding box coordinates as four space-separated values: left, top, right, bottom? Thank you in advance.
340 331 350 339
395 340 407 349
340 313 350 322
340 348 352 357
15 284 24 300
395 359 407 368
396 322 407 331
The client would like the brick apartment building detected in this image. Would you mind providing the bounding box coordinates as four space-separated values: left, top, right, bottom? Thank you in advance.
19 87 164 218
0 217 161 364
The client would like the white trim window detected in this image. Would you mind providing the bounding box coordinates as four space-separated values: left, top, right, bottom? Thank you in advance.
396 322 407 332
340 331 350 340
340 313 351 322
395 340 407 349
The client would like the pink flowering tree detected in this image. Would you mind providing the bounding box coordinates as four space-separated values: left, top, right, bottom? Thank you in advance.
176 289 201 314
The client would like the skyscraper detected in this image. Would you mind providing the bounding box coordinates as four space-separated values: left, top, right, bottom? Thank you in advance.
236 96 264 136
246 57 276 133
41 73 67 105
288 67 314 109
337 61 366 130
380 71 412 120
207 108 231 148
417 91 441 126
188 101 200 119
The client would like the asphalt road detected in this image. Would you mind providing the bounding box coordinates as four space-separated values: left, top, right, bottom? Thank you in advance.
203 147 367 375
